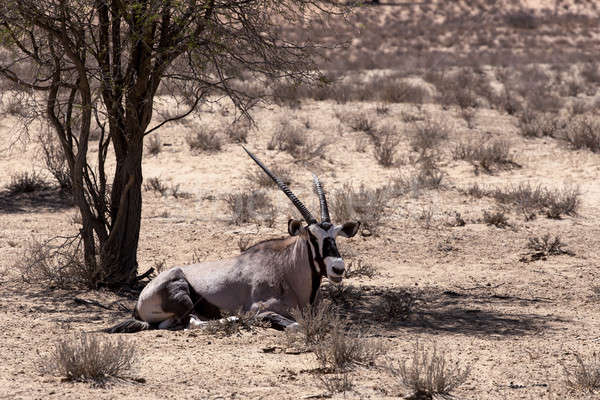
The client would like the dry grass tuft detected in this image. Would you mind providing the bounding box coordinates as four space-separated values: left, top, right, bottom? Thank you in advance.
186 128 223 152
330 184 388 235
465 183 579 219
246 165 292 189
225 190 276 226
287 301 335 347
146 134 162 155
453 140 520 174
527 234 574 257
39 132 72 192
15 236 93 289
563 114 600 153
313 321 385 372
410 117 449 154
387 341 471 398
143 177 168 196
5 171 50 195
41 333 138 384
482 210 510 228
373 126 401 167
562 351 600 393
268 121 328 161
344 258 376 279
225 119 250 144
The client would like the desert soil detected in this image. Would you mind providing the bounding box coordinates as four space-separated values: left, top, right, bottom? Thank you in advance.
1 1 600 399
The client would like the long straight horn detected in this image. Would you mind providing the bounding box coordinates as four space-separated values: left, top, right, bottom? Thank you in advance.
312 174 330 223
242 146 317 225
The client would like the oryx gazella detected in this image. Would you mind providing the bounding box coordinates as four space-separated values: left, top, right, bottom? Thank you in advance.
104 147 360 333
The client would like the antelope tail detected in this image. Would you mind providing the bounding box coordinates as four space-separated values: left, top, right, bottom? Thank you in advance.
103 319 153 333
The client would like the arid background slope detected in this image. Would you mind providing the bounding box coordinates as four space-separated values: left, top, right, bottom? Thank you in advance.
1 0 600 399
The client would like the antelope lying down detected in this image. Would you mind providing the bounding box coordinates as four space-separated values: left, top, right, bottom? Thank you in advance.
105 147 359 332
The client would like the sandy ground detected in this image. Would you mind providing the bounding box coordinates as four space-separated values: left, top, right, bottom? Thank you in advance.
1 2 600 400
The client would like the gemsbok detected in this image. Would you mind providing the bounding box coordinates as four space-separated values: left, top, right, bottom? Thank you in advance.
104 146 360 333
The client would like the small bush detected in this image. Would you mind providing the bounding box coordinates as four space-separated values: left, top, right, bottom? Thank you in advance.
15 237 93 288
225 190 275 225
315 371 353 395
483 210 509 228
41 333 138 384
466 183 580 219
186 128 223 152
348 113 375 134
410 117 449 153
330 184 388 234
287 302 335 347
562 351 600 393
518 110 565 138
344 259 376 279
225 119 250 144
146 134 162 155
5 171 50 195
313 320 385 372
373 127 400 167
268 121 328 161
453 140 519 174
143 177 168 196
39 132 71 192
387 341 471 398
563 114 600 153
393 156 444 197
246 165 291 189
527 234 574 256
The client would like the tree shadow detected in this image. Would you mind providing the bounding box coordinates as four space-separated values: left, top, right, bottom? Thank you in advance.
0 188 73 213
320 284 565 337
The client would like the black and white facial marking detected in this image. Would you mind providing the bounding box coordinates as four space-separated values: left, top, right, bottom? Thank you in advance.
304 221 360 284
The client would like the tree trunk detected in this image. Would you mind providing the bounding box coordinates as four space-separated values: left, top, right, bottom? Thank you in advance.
99 137 144 287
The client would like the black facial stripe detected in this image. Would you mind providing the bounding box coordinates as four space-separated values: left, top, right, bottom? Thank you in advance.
322 237 340 259
307 232 327 276
305 239 323 304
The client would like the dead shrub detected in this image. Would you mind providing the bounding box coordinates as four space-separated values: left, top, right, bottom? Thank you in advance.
452 139 519 174
410 117 449 153
581 63 600 85
348 113 375 134
146 134 162 155
15 236 94 288
225 190 276 226
527 234 574 257
268 121 328 161
387 341 471 398
313 319 385 372
225 119 250 144
329 184 389 234
344 259 376 279
563 114 600 153
393 156 444 197
39 132 72 192
315 371 353 395
186 128 223 152
482 210 510 228
467 183 579 219
170 184 193 199
246 165 291 189
518 110 565 138
562 351 600 393
41 333 138 384
373 126 401 167
143 177 168 196
5 171 50 195
377 80 428 104
287 301 335 347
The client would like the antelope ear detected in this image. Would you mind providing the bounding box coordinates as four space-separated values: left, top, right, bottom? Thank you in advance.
288 219 304 236
338 221 360 238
